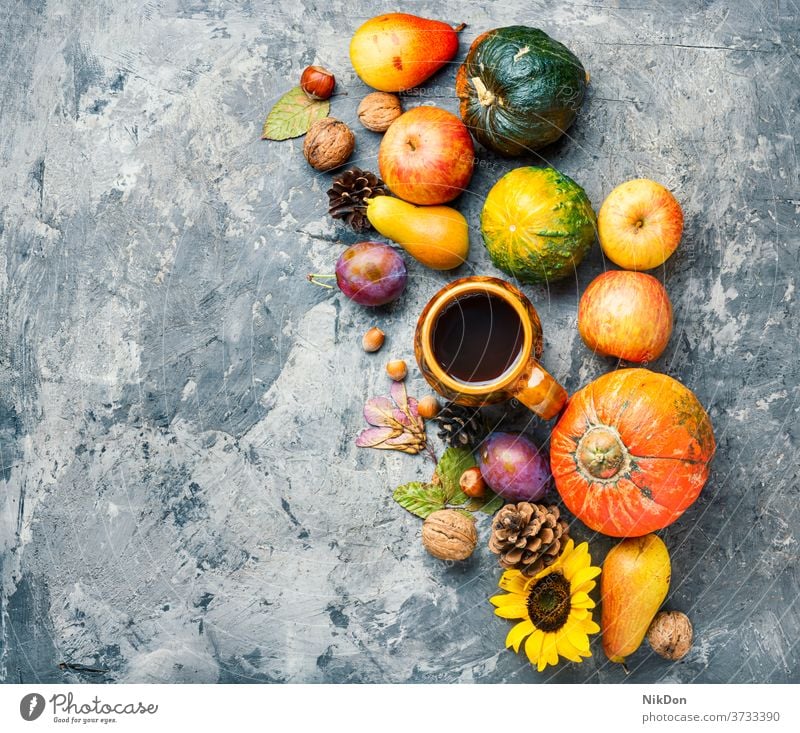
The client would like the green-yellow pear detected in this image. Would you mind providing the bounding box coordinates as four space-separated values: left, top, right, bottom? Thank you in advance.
601 534 671 664
366 196 469 271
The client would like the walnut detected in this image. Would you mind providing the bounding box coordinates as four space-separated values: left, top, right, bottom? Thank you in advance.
303 118 354 171
646 611 693 660
422 509 477 561
357 92 402 132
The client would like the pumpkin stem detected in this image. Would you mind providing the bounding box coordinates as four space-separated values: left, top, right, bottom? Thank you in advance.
453 22 467 33
470 76 495 107
576 426 628 481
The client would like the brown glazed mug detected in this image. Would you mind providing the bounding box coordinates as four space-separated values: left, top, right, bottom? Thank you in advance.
414 276 567 419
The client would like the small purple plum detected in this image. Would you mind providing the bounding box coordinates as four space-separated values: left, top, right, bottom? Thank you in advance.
478 432 551 502
335 242 407 306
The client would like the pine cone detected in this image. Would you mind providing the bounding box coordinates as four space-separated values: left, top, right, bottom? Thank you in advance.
327 168 387 232
489 503 570 577
434 402 487 449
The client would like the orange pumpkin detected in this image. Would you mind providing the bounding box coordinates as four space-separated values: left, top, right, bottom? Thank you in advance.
550 369 715 537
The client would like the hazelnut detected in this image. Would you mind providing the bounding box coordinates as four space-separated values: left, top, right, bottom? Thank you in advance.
362 327 385 353
303 118 354 172
300 65 335 101
357 92 403 132
386 359 407 381
422 509 477 561
459 467 486 498
646 611 693 660
417 395 441 420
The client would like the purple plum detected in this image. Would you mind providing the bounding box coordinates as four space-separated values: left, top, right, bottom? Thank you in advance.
335 242 407 306
478 432 551 502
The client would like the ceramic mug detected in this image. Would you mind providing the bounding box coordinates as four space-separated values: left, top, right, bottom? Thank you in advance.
414 276 567 419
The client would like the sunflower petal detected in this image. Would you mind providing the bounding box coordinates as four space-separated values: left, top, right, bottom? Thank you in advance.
581 618 601 635
572 580 597 595
567 624 592 653
562 544 591 579
506 620 533 652
490 592 523 607
555 629 585 663
571 591 596 609
572 565 602 588
525 629 545 668
493 602 529 620
570 607 590 620
574 541 590 556
542 633 560 668
498 570 527 594
559 539 575 557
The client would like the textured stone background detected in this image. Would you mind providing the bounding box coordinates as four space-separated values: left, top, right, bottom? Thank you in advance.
1 0 798 684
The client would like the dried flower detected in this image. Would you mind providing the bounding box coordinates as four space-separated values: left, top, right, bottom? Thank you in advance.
356 381 427 454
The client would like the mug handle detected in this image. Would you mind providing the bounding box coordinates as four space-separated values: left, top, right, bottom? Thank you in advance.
509 358 568 420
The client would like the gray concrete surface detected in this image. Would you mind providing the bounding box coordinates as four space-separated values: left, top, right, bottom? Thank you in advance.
0 0 798 684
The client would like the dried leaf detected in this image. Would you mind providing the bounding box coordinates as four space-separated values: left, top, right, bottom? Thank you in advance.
393 482 447 519
261 86 330 141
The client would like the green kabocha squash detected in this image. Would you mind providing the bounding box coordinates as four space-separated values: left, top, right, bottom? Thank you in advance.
456 26 588 157
481 167 596 283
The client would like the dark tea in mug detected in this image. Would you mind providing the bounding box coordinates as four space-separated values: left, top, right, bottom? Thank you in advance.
431 291 525 383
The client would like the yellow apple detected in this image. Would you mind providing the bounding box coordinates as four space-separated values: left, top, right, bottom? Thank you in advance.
598 179 683 270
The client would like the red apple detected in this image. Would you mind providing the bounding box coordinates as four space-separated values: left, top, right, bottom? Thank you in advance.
598 179 683 270
578 270 673 363
378 106 474 205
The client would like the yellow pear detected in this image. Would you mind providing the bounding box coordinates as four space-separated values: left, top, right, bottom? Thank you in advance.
350 14 461 93
365 196 469 271
601 534 671 665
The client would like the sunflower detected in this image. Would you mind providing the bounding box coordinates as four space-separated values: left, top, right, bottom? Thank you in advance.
489 539 601 672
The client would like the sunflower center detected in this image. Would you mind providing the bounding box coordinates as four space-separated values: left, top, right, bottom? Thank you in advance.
526 572 572 632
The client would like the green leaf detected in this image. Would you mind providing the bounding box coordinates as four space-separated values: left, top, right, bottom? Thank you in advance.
435 447 476 503
448 484 471 506
261 86 330 141
464 487 505 515
478 492 506 515
393 481 446 520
